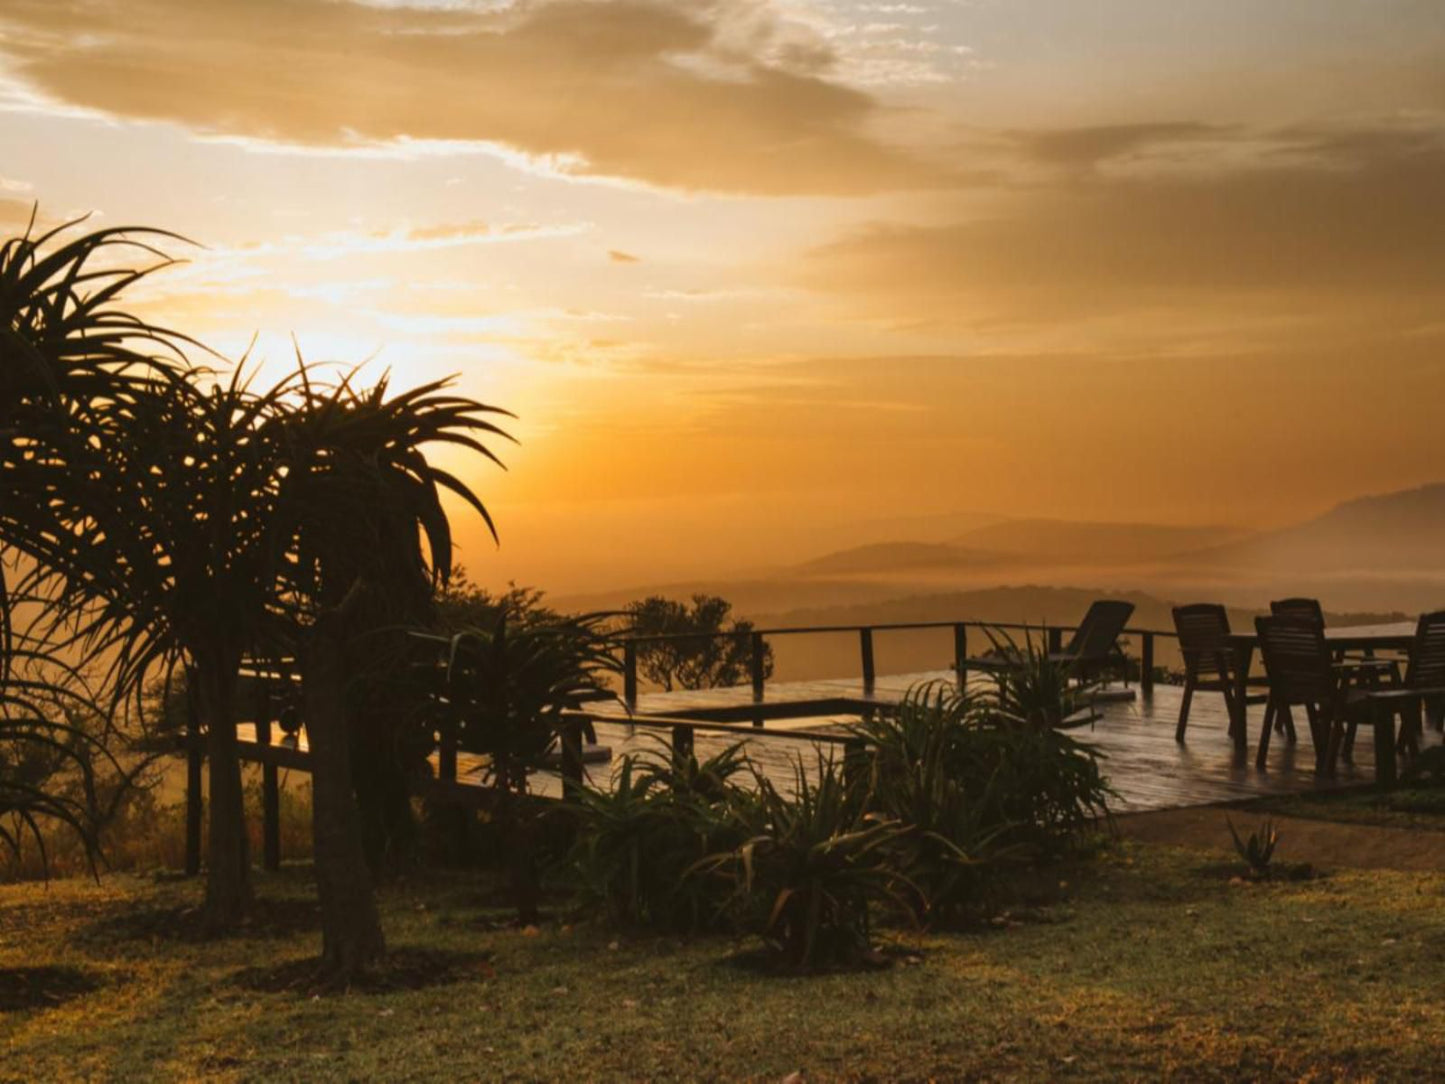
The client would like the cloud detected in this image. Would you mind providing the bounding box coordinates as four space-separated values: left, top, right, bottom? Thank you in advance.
802 116 1445 334
608 250 641 264
0 0 950 196
1011 122 1222 169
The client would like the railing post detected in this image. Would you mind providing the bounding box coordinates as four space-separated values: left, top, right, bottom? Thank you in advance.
184 698 203 878
750 632 766 701
258 698 281 872
953 623 968 689
560 717 584 798
1048 626 1064 654
859 628 875 692
623 640 638 708
1141 632 1155 694
671 724 694 770
842 737 869 789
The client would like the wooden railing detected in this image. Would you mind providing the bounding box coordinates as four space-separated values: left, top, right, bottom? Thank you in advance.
621 619 1175 709
183 618 1176 876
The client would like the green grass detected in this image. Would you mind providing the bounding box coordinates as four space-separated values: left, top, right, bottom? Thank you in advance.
1246 783 1445 832
6 843 1445 1081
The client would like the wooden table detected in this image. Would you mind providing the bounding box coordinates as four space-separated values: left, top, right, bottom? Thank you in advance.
1224 622 1417 771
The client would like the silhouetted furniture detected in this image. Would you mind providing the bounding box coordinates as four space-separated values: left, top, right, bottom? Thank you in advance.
1269 597 1402 758
1254 616 1388 780
1270 597 1402 677
1350 611 1445 786
969 600 1136 687
1171 604 1271 742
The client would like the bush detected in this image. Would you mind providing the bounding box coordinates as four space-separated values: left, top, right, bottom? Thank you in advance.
698 754 913 971
565 740 751 931
851 681 1112 922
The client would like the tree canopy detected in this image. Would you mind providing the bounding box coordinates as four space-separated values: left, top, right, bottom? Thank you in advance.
625 594 773 691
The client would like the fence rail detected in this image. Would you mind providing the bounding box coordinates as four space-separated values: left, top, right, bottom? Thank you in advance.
621 619 1176 708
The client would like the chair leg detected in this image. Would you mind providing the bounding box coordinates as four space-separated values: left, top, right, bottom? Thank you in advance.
1343 720 1357 762
1399 700 1422 758
1373 702 1397 789
1282 704 1297 742
1305 703 1327 772
1322 711 1344 779
1256 698 1273 769
1175 676 1195 742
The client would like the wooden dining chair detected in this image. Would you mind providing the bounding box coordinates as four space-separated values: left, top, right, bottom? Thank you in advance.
1269 597 1402 675
1171 604 1270 742
1269 597 1402 762
1254 615 1376 775
1356 611 1445 772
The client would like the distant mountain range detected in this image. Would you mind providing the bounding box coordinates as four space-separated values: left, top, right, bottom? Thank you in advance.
1179 482 1445 575
552 481 1445 622
797 484 1445 582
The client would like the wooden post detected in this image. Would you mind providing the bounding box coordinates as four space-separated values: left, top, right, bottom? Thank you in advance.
560 717 584 798
623 641 638 708
1141 633 1155 694
184 680 202 877
671 724 694 770
953 624 968 690
1048 626 1064 654
859 628 875 692
438 709 467 861
750 632 766 701
258 707 281 872
842 738 868 789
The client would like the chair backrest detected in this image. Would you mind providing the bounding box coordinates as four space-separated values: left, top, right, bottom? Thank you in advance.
1406 610 1445 690
1172 603 1233 677
1254 615 1335 704
1270 597 1326 627
1062 600 1135 660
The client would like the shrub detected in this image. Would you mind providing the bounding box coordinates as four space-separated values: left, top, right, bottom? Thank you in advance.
565 740 749 931
1227 816 1279 877
699 754 913 971
851 680 1112 922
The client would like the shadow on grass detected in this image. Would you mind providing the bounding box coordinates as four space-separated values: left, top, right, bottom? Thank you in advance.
0 966 104 1012
79 896 323 946
231 946 495 996
719 942 922 979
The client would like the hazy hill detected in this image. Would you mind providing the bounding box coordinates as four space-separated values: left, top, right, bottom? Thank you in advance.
1184 482 1445 575
796 541 1008 576
950 519 1247 564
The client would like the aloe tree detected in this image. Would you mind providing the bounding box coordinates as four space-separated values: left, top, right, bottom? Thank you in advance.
271 372 512 980
0 216 187 877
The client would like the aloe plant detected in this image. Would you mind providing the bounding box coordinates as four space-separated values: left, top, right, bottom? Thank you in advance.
1227 816 1279 876
566 738 750 930
700 753 915 971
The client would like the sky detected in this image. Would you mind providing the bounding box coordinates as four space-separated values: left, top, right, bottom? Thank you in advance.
2 0 1443 591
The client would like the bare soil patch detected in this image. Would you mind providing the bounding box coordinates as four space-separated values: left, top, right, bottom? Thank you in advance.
1114 806 1445 871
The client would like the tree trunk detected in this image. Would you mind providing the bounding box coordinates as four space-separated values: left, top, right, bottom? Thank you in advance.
305 601 386 985
197 660 250 932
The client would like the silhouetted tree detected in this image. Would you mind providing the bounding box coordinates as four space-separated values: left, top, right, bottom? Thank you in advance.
417 602 619 925
274 372 511 981
626 595 773 691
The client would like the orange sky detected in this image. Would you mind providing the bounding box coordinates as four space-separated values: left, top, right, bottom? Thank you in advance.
2 0 1443 591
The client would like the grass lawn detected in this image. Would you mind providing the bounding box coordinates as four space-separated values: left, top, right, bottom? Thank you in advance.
1247 784 1445 832
5 839 1445 1083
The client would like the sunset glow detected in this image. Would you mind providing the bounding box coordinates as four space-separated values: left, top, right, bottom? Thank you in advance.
4 0 1443 590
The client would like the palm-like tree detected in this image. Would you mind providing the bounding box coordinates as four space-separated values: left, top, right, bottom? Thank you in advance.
1 215 187 873
269 371 512 980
